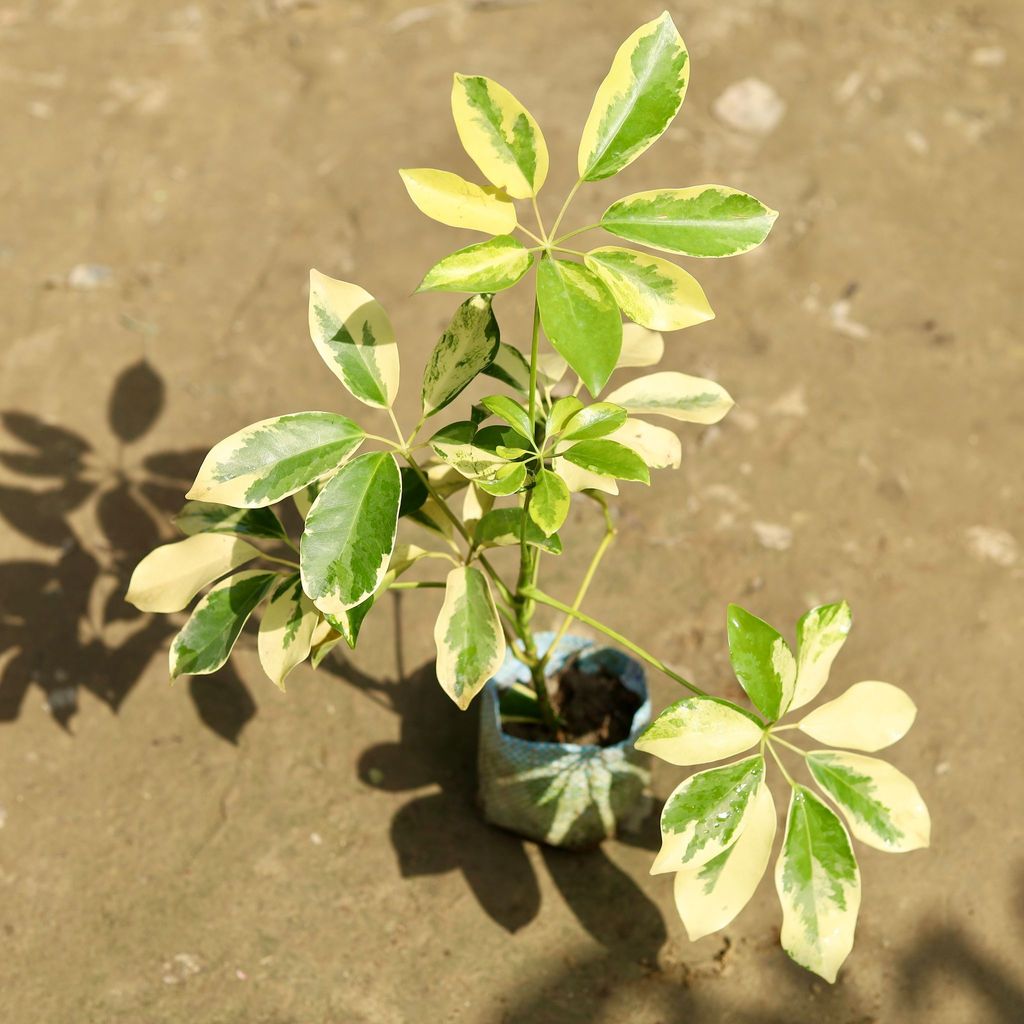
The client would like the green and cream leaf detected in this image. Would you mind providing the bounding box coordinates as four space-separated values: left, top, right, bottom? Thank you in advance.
807 751 930 853
474 507 562 554
601 186 778 257
560 402 628 442
186 412 364 508
257 574 319 690
605 371 733 424
434 566 506 709
417 236 534 293
775 786 861 983
174 501 288 542
608 419 681 469
618 322 664 368
308 271 400 408
727 604 797 720
791 601 853 711
169 570 278 678
636 696 763 766
578 12 689 181
300 452 401 616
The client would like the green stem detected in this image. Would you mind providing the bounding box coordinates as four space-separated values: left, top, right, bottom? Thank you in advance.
524 587 707 698
527 297 541 431
388 580 445 590
551 246 585 258
770 734 809 757
530 196 548 239
260 553 300 570
517 224 545 246
767 740 798 788
553 222 600 246
549 178 583 240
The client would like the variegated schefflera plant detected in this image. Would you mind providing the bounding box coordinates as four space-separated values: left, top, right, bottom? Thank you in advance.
636 601 931 981
124 12 926 980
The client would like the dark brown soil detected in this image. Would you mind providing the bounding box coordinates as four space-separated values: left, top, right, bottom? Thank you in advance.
503 657 643 747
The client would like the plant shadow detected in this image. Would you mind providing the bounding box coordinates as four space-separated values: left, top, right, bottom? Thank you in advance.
0 362 256 742
323 606 667 958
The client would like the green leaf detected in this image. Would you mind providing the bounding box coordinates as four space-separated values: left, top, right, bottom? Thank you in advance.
417 235 534 293
308 271 400 408
601 186 778 257
257 574 318 690
434 566 506 709
482 342 531 393
174 500 288 542
169 570 278 678
726 604 797 720
398 168 517 234
577 12 689 181
674 782 776 941
126 533 261 614
529 468 570 536
605 371 733 424
480 394 535 444
421 294 501 417
300 452 401 616
429 420 506 480
561 402 628 441
807 751 930 853
561 439 649 484
398 466 429 518
636 696 763 766
451 74 548 199
791 601 853 711
775 786 861 983
546 396 584 437
186 411 364 508
293 481 322 520
309 621 343 669
325 596 374 650
652 755 764 873
475 460 528 496
536 258 622 396
474 507 562 554
584 247 714 331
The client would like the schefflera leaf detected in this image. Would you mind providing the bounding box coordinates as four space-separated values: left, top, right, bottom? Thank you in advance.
605 371 733 425
126 533 261 613
608 419 681 470
186 411 364 508
652 754 764 874
536 257 622 397
434 565 506 710
798 681 916 752
529 468 570 537
636 696 763 766
791 601 853 711
474 508 562 554
308 271 400 409
674 781 776 940
418 236 533 293
174 501 287 542
300 452 401 616
618 322 665 368
422 294 501 417
451 73 549 199
578 11 688 182
561 439 650 485
169 570 278 679
601 186 778 258
775 786 861 983
727 604 797 721
807 751 931 853
399 168 516 235
584 247 714 332
257 574 319 691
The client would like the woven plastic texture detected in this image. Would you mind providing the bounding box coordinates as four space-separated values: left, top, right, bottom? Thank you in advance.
477 632 652 849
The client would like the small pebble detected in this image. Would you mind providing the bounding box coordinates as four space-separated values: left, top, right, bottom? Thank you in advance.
965 526 1018 567
67 263 113 290
970 45 1005 67
752 521 793 551
713 78 785 135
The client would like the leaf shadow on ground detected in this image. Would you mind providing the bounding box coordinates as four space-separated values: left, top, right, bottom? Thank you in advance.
324 613 667 959
0 362 256 742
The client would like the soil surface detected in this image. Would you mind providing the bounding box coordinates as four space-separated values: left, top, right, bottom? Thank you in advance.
504 658 643 746
2 2 1023 1023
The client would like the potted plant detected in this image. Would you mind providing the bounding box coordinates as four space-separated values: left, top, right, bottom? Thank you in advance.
127 12 929 983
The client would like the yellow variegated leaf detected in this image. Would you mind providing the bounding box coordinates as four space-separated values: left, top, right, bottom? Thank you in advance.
791 601 853 711
399 168 517 234
308 270 400 408
798 681 916 752
451 74 548 199
776 786 861 983
434 566 506 710
461 482 494 530
807 751 930 853
605 371 733 424
126 533 260 613
618 322 664 368
636 696 762 766
674 781 776 940
257 575 318 691
608 419 681 469
585 247 714 331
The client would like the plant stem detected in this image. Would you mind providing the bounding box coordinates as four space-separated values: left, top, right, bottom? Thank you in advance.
766 740 798 787
549 178 583 241
530 196 548 239
524 587 707 698
388 580 445 590
517 224 545 246
770 734 809 757
260 553 300 570
538 496 615 670
553 222 600 246
527 297 541 431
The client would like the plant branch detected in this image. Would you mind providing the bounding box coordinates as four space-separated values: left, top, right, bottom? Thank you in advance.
387 580 445 590
517 223 545 246
524 587 707 698
553 222 600 246
550 178 583 241
766 740 798 787
530 196 548 239
527 297 541 430
259 553 300 570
